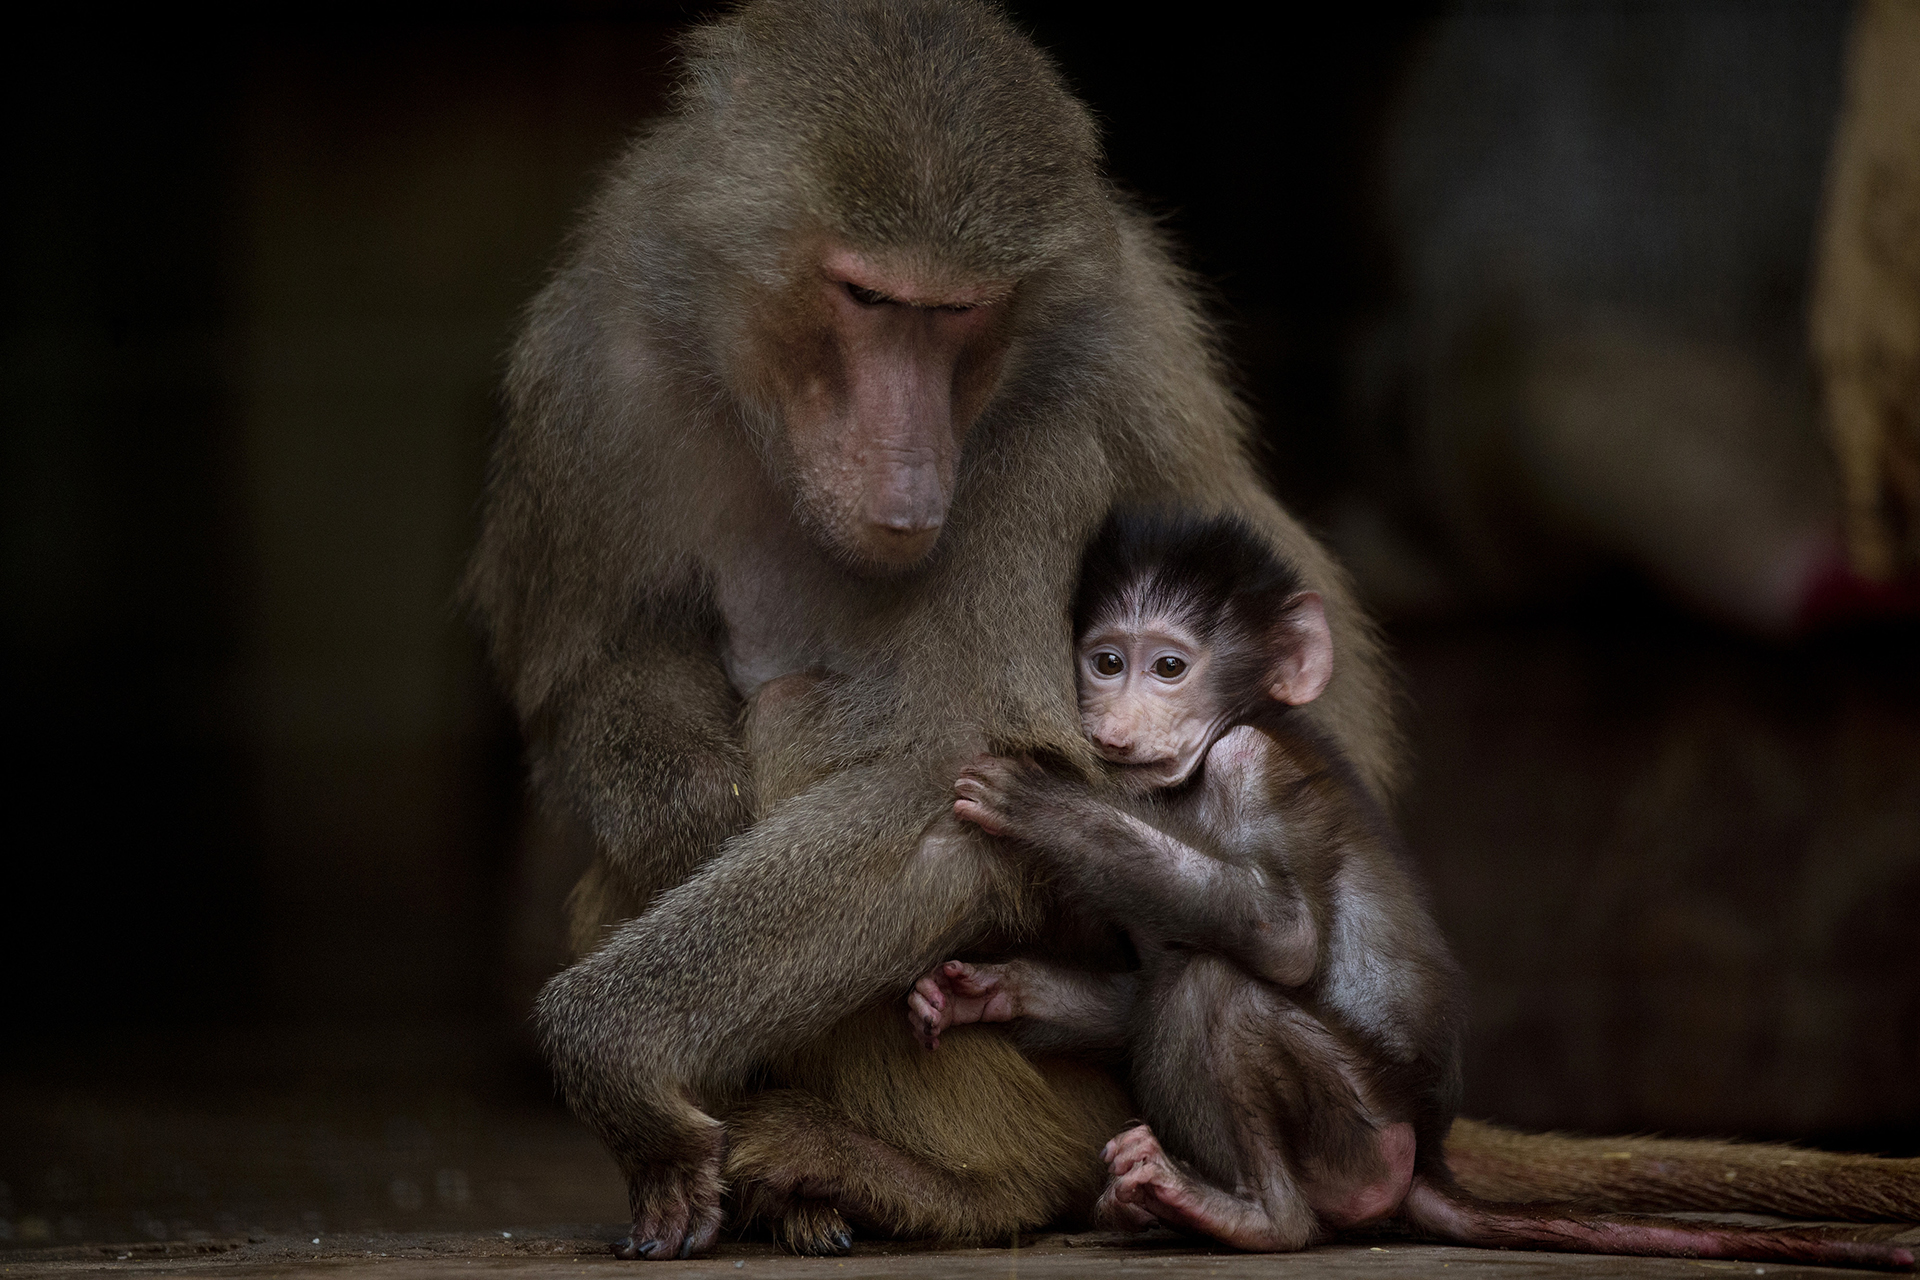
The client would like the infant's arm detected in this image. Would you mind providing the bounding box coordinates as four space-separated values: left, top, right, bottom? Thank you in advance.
908 958 1136 1057
953 755 1319 988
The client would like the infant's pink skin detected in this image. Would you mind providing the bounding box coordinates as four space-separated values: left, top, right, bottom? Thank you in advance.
906 959 1019 1050
1096 1122 1412 1249
951 754 1029 837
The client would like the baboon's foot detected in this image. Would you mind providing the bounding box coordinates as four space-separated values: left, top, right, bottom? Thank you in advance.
615 1150 724 1261
907 960 1018 1049
1097 1124 1308 1252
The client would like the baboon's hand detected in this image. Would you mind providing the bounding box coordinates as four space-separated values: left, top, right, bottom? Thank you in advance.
906 959 1019 1050
952 754 1041 836
614 1135 724 1261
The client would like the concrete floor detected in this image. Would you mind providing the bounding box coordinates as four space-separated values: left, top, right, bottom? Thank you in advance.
5 1058 1916 1280
7 1227 1920 1279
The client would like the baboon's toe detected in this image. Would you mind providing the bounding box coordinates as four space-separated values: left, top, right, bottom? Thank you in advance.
780 1199 854 1256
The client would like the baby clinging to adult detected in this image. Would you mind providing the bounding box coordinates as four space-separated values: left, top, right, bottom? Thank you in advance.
908 508 1450 1246
905 511 1908 1270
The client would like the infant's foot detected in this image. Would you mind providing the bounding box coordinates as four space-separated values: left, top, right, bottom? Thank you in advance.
1096 1125 1205 1234
1097 1124 1308 1251
906 960 1018 1050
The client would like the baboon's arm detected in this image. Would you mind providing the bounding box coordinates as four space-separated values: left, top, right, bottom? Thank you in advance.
539 759 1020 1197
545 621 758 913
970 768 1318 989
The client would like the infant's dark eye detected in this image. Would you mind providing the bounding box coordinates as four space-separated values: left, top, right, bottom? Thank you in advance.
846 283 889 306
1092 651 1123 677
1152 655 1187 679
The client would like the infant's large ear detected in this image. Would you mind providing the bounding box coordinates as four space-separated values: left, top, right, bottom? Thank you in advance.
1268 591 1332 706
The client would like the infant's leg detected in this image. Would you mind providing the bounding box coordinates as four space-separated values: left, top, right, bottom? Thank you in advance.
1108 954 1414 1250
908 958 1136 1054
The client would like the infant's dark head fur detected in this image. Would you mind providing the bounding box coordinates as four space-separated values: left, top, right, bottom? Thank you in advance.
1072 510 1306 714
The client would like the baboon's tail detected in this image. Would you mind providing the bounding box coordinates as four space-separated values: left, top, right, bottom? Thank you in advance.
1446 1118 1920 1223
1403 1177 1914 1271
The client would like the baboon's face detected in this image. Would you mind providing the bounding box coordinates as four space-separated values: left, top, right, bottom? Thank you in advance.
1076 611 1225 789
745 242 1013 572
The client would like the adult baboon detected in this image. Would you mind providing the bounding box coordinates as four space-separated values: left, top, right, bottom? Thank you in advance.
467 0 1390 1258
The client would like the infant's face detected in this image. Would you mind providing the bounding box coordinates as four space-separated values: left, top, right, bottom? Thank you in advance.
1076 609 1225 789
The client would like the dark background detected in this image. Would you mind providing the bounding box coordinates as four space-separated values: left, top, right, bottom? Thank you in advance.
4 0 1916 1248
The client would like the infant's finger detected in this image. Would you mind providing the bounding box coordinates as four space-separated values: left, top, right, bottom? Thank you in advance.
941 960 972 978
912 975 946 1009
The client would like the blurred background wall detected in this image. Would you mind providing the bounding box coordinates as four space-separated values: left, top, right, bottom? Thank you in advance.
3 0 1915 1215
4 12 690 1041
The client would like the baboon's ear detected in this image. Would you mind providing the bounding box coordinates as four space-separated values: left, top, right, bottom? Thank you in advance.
1267 592 1332 706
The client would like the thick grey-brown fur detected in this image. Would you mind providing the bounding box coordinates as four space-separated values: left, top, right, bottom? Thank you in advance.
464 0 1396 1258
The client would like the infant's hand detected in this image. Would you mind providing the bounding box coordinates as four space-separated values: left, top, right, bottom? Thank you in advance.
906 960 1019 1050
952 754 1034 837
